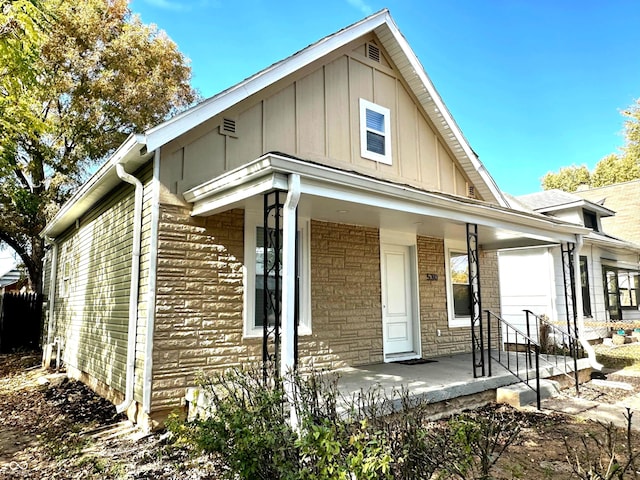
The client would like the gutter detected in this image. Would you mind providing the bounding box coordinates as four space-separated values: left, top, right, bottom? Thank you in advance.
573 234 603 371
115 162 144 414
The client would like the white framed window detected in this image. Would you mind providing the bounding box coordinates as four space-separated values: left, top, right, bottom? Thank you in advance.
445 241 471 328
359 98 392 165
244 212 311 337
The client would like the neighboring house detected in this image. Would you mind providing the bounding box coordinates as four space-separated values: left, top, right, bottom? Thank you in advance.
499 189 640 341
575 180 640 245
41 10 587 429
0 266 25 294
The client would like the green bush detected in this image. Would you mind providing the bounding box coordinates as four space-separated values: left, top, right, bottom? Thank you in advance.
169 364 521 480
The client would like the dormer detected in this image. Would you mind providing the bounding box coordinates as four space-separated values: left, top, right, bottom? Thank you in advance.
515 189 615 231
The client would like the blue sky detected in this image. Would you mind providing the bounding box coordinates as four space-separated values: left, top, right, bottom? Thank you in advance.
129 0 640 197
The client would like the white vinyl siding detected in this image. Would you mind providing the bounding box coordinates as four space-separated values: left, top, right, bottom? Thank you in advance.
53 165 153 398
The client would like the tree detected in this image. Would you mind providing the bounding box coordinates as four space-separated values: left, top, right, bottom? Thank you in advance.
0 0 196 293
590 153 640 187
541 98 640 192
541 165 591 192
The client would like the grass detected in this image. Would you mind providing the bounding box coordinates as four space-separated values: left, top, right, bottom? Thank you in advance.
593 343 640 370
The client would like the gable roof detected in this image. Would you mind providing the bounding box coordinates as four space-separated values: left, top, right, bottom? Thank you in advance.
517 189 615 217
143 8 506 206
44 9 508 239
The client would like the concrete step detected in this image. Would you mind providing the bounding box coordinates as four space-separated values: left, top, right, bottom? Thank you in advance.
496 379 560 408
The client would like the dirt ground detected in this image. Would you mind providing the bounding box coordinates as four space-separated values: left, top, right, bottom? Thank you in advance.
0 352 639 479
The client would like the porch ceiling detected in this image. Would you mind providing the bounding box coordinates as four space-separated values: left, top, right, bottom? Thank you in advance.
184 154 587 250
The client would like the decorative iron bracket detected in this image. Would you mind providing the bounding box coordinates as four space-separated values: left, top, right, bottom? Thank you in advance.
467 223 485 378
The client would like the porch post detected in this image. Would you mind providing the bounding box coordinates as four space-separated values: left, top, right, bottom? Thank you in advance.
282 174 300 428
467 223 485 378
281 175 300 377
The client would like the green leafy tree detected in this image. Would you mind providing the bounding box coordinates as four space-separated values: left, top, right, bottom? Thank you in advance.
0 0 196 292
541 165 591 192
542 98 640 192
591 153 640 187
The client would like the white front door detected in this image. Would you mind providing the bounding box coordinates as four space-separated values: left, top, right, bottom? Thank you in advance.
381 244 415 356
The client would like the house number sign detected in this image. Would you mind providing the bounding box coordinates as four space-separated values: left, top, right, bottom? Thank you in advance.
425 273 438 281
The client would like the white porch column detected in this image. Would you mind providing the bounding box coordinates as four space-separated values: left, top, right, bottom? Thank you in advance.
281 174 300 426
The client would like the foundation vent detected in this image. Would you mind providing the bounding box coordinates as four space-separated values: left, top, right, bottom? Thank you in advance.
367 43 380 63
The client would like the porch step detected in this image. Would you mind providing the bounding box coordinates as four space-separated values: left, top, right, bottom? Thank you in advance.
496 379 560 408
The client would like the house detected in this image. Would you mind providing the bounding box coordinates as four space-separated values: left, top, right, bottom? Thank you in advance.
41 10 588 429
575 179 640 245
499 189 640 341
0 266 23 294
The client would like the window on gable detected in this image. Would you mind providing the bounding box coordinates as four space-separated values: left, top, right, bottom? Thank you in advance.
583 210 598 231
359 99 392 165
244 213 311 337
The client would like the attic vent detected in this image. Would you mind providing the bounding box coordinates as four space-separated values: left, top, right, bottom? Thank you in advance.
220 117 237 137
466 183 476 199
367 43 380 63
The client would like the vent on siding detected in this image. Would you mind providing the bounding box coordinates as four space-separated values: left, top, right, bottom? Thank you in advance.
220 117 237 137
367 43 380 63
466 183 476 199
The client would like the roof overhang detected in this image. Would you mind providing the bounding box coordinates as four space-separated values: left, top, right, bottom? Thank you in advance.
535 199 615 217
184 154 587 249
585 232 640 257
42 134 152 239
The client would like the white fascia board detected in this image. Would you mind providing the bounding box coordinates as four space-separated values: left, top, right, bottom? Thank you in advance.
191 173 288 216
585 232 640 254
536 200 615 217
379 18 507 208
183 153 585 243
42 134 149 238
299 176 578 244
144 11 390 153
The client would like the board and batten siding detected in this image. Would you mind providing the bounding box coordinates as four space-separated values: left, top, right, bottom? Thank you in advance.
159 34 478 202
52 165 153 402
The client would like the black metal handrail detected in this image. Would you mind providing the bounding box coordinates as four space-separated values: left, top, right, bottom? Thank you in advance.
524 310 583 394
486 310 541 409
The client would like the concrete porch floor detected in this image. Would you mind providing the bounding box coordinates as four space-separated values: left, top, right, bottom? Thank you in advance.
333 352 592 414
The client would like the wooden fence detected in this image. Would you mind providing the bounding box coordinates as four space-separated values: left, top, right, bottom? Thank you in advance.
0 292 43 353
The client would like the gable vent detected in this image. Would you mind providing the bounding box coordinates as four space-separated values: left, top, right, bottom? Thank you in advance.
220 117 237 137
466 183 476 199
367 43 380 63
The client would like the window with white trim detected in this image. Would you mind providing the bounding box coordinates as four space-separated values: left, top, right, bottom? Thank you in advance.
445 242 471 328
244 213 311 337
359 98 392 165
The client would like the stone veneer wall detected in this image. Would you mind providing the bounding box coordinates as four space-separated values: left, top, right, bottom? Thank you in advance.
150 209 501 415
299 220 383 368
152 206 261 413
417 236 501 356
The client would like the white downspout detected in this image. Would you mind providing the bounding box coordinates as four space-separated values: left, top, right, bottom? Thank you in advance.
573 234 603 370
115 163 143 414
42 240 58 368
281 174 300 429
45 241 58 346
142 149 160 416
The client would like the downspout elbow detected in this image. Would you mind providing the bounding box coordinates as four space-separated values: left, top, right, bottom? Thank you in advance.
115 162 144 414
573 234 603 371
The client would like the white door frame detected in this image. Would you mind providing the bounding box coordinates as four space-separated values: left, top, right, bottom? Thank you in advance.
379 230 421 362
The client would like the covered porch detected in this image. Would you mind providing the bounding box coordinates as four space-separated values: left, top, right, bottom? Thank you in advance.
335 350 592 412
183 153 589 382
